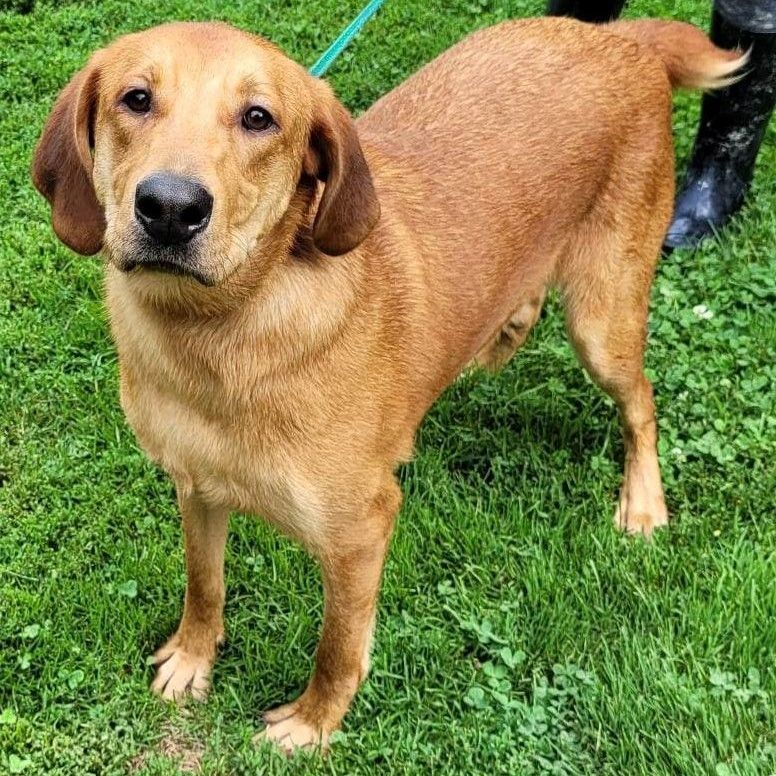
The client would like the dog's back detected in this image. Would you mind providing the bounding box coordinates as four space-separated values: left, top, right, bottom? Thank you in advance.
358 18 743 387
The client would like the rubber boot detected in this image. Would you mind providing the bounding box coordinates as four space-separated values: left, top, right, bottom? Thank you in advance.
664 4 776 249
546 0 625 23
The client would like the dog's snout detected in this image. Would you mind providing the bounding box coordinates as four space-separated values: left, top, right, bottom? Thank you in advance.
134 173 213 246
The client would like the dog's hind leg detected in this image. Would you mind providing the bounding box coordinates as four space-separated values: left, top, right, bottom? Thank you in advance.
557 208 669 537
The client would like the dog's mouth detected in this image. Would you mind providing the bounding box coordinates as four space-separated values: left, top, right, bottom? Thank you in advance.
124 257 188 276
107 224 249 289
120 256 216 286
114 232 217 286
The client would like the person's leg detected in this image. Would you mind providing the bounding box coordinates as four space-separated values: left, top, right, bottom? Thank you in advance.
665 1 776 249
546 0 626 23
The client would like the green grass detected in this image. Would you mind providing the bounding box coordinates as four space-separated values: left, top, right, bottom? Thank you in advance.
1 0 774 773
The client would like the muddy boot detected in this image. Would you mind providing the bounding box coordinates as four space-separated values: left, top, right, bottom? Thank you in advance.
546 0 626 23
664 2 776 249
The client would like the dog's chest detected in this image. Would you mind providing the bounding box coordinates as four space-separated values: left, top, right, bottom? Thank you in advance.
119 360 326 546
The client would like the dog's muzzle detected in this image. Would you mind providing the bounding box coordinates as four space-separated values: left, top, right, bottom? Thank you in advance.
121 171 216 284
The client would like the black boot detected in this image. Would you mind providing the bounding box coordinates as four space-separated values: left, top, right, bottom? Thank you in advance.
546 0 625 23
664 3 776 249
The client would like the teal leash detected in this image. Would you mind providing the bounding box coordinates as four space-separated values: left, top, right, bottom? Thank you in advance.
309 0 386 77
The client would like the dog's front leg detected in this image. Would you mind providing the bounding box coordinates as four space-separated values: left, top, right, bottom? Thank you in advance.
259 479 401 753
151 487 229 701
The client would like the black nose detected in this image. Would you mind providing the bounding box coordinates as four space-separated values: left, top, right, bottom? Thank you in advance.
134 172 213 246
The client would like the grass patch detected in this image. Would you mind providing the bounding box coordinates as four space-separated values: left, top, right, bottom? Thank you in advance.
1 0 774 773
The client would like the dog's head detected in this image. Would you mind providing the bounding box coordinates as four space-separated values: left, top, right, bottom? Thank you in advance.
32 22 380 288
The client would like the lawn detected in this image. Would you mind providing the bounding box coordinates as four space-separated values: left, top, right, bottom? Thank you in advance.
0 0 774 773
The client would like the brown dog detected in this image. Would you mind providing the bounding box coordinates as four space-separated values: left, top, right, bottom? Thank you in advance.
32 17 743 751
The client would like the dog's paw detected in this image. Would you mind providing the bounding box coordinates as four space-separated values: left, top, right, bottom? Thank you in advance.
150 635 216 702
614 490 668 538
254 700 331 755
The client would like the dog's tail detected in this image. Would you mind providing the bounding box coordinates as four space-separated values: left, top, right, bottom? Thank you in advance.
607 19 748 90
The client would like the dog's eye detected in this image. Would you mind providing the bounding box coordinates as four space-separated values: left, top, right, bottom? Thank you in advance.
242 106 274 132
122 89 151 114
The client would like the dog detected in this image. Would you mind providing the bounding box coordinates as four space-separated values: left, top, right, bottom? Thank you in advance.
32 16 744 751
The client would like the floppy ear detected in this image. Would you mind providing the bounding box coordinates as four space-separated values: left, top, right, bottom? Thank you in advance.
31 57 105 256
304 90 380 256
